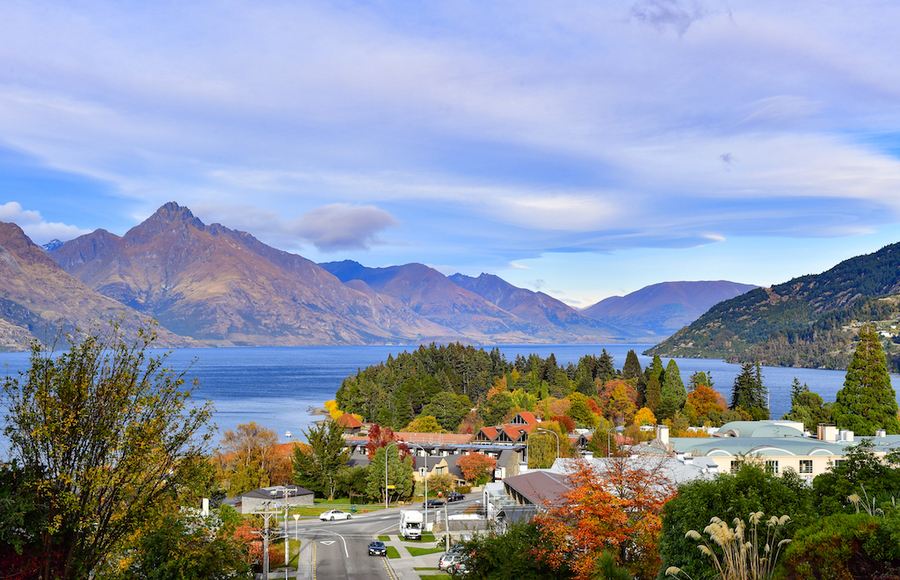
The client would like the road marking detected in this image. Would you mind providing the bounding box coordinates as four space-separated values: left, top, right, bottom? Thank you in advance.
381 555 397 580
374 521 398 535
308 527 350 559
320 540 335 546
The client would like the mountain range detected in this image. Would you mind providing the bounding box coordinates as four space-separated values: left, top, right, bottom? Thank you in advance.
0 221 185 350
649 242 900 370
582 281 758 340
0 201 755 350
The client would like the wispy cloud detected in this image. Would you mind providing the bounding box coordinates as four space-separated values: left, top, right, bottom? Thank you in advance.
0 201 90 243
1 0 900 280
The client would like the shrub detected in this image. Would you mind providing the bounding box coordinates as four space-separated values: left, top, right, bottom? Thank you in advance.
780 512 900 578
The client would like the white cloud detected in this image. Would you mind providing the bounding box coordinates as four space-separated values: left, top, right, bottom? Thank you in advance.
0 201 90 243
292 204 398 251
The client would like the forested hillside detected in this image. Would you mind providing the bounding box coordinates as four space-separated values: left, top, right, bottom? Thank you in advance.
649 242 900 370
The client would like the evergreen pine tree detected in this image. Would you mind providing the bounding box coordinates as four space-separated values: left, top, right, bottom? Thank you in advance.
730 362 768 420
597 349 616 384
622 350 642 381
645 373 662 414
832 324 900 435
688 371 712 392
658 359 687 420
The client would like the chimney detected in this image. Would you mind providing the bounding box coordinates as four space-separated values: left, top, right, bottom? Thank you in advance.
657 424 670 447
876 429 887 438
839 430 854 443
817 424 837 443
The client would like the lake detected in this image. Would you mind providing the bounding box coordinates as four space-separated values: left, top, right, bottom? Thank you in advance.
1 344 898 445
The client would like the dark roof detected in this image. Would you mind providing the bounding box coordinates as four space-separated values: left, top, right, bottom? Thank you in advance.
413 456 446 471
242 485 314 500
503 471 570 506
497 504 538 524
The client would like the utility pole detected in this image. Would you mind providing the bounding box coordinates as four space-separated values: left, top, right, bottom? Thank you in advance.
252 504 281 580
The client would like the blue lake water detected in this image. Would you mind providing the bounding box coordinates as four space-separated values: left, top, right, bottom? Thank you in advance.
1 344 898 446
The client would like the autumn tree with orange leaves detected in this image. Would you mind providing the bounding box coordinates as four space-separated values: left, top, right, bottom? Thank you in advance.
534 457 675 579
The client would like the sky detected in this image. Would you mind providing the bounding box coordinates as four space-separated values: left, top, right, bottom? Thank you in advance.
3 1 900 307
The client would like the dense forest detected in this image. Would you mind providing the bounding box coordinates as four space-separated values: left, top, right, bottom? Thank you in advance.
650 241 900 371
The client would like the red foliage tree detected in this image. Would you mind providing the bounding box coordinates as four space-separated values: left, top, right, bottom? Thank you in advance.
534 457 675 579
457 453 497 485
553 415 576 433
365 424 410 460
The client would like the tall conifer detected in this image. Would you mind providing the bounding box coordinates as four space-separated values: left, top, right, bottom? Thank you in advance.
622 350 642 381
832 324 900 435
658 359 687 420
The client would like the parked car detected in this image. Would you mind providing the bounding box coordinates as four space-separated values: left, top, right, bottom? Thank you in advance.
446 491 465 502
319 509 352 521
367 541 387 556
451 555 471 575
439 552 463 571
423 499 445 509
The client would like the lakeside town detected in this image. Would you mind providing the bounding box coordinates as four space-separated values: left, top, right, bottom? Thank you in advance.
6 1 900 578
2 323 898 578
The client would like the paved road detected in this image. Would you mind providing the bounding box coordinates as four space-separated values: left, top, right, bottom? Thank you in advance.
286 497 481 580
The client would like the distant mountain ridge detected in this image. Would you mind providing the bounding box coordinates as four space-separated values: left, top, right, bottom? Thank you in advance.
51 203 453 346
0 221 185 350
582 281 757 340
0 201 761 350
648 243 900 370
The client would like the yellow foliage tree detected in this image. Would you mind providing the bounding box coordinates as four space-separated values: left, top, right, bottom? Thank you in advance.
633 407 657 427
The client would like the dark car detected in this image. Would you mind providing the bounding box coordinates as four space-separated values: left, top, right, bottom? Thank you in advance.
368 541 387 557
423 499 445 509
446 491 465 502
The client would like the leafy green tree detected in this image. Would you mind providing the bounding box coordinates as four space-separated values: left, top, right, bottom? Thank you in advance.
420 391 472 431
481 391 515 425
658 359 687 420
292 420 350 500
1 328 213 579
454 523 561 579
567 392 598 428
622 350 643 382
812 440 900 516
781 512 900 579
659 464 814 579
118 506 252 579
366 445 413 503
783 378 832 432
832 324 900 435
688 371 712 391
336 465 369 504
729 362 769 420
404 414 445 433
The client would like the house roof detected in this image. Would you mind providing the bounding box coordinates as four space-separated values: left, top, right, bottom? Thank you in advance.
413 456 447 471
679 437 848 458
550 456 717 487
503 471 571 506
242 485 314 500
502 426 524 442
715 420 804 438
394 432 474 445
336 413 363 429
478 427 499 441
515 411 538 425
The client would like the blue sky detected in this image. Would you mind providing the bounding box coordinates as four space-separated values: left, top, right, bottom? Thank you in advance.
3 1 900 307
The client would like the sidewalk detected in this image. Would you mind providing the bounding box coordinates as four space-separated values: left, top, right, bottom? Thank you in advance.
381 532 474 579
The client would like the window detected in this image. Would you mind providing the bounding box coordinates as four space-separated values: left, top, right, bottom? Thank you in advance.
833 459 846 469
765 460 779 475
730 460 740 474
799 460 813 474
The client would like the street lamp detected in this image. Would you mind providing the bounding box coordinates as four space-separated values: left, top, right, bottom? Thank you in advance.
384 441 399 509
406 442 429 529
606 425 625 457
